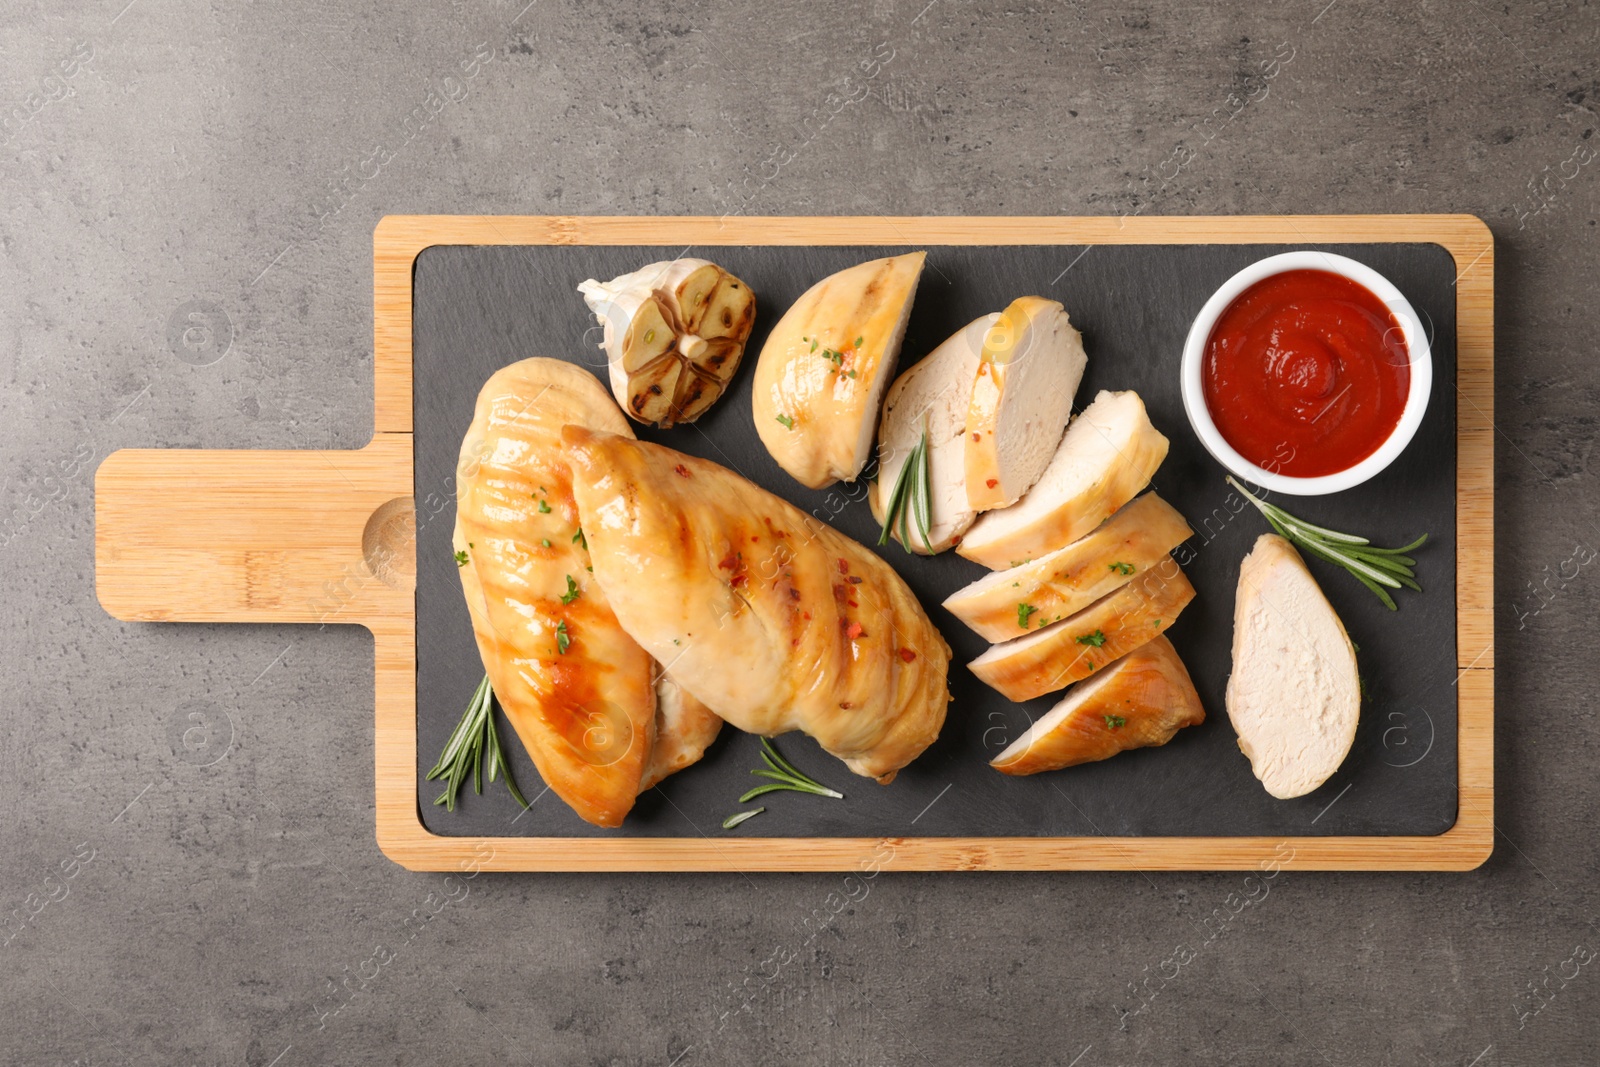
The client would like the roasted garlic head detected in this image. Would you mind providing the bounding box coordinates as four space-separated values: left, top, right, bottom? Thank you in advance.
578 258 756 427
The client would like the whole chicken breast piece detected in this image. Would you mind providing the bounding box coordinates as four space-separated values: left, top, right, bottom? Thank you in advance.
752 252 926 489
454 358 660 828
563 425 952 783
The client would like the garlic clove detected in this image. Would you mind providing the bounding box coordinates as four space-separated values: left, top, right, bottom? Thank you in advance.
693 336 744 382
695 276 755 341
620 296 677 373
578 259 756 428
673 263 725 332
670 377 719 424
624 355 684 425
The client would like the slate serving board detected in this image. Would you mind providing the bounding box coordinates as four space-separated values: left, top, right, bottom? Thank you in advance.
412 241 1457 840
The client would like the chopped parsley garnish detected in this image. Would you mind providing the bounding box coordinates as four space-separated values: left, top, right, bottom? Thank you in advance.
1103 714 1126 729
560 574 580 605
572 526 587 550
537 498 552 514
454 549 469 566
540 538 551 548
555 620 570 654
1017 603 1039 629
801 333 859 374
775 413 795 430
1076 629 1107 647
1109 561 1136 575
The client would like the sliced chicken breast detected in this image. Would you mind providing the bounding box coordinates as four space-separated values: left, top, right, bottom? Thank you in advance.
968 562 1195 702
991 636 1204 775
564 425 952 783
453 359 657 828
964 297 1087 511
944 493 1193 642
1227 534 1360 799
958 390 1170 570
870 314 995 553
752 252 926 489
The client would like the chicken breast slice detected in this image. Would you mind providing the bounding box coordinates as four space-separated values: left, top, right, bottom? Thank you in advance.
968 560 1195 702
869 314 996 554
752 252 925 489
964 297 1086 511
958 390 1169 570
991 635 1204 775
1227 534 1360 799
563 425 952 783
944 493 1193 642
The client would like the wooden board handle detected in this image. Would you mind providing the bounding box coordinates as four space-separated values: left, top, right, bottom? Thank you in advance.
95 434 414 627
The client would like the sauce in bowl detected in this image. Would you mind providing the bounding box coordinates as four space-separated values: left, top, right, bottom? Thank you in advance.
1201 268 1411 478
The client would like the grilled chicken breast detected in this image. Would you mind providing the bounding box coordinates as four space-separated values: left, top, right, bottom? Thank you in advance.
964 296 1086 511
564 425 952 783
1227 534 1360 799
968 561 1195 702
869 314 995 554
454 359 657 827
944 493 1193 642
752 252 926 489
991 636 1204 775
642 674 723 792
455 359 721 827
958 390 1169 570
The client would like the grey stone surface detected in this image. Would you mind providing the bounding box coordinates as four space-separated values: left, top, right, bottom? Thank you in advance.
0 0 1595 1063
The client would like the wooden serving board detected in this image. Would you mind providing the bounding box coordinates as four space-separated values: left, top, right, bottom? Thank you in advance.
95 216 1494 871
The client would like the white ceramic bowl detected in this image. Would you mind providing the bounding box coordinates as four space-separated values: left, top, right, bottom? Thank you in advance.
1179 251 1433 496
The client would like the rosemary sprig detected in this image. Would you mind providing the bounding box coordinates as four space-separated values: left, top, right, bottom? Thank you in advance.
427 674 529 811
877 426 933 553
741 737 845 802
1228 476 1428 611
722 738 844 828
722 808 765 829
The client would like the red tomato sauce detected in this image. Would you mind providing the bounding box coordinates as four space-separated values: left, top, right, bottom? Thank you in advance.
1202 269 1410 478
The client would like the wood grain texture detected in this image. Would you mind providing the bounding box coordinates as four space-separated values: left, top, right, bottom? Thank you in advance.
96 435 415 625
99 215 1494 870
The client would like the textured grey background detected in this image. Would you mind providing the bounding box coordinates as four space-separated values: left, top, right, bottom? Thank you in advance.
1 0 1594 1064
